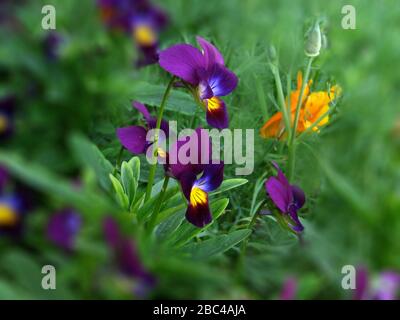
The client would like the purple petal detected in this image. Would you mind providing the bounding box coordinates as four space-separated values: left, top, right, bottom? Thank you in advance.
169 128 211 179
117 125 148 154
291 185 306 209
265 177 290 213
103 216 122 248
0 166 9 192
196 36 225 70
198 80 214 100
179 172 197 200
159 44 204 85
205 97 229 129
373 272 400 300
132 101 151 122
354 266 369 300
47 209 82 251
280 277 297 300
186 190 212 228
147 118 170 138
195 162 224 192
207 64 238 97
287 206 304 233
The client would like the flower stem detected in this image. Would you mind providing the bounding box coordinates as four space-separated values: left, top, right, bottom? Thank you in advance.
144 76 175 202
287 57 313 181
271 64 291 136
148 175 170 231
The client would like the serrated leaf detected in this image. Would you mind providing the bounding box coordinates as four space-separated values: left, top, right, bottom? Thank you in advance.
181 229 251 260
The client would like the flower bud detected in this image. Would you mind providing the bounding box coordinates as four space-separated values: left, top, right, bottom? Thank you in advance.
304 22 322 57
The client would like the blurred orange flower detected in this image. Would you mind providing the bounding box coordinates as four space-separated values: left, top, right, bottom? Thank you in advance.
260 72 340 139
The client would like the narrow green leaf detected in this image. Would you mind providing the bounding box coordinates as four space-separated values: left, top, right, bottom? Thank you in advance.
181 229 251 260
109 174 129 209
210 178 248 196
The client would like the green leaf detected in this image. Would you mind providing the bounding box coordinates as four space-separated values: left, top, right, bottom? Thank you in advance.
120 161 136 204
210 178 248 196
69 133 114 191
0 152 113 216
109 173 129 209
156 210 185 241
170 198 230 247
131 82 196 115
128 156 141 183
181 229 251 260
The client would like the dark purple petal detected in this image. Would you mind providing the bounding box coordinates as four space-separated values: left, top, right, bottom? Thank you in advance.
265 177 290 213
169 128 211 179
0 166 9 192
147 118 170 138
354 266 369 300
47 209 82 251
103 216 122 248
198 80 213 100
43 31 62 61
132 101 151 122
117 125 148 154
186 190 212 228
195 162 224 193
291 185 306 209
287 206 304 233
196 36 224 70
205 97 229 129
179 172 197 201
207 64 238 97
159 44 204 85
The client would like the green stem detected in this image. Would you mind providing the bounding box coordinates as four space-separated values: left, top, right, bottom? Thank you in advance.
148 175 170 231
113 146 124 175
144 76 175 202
287 57 313 181
271 64 291 136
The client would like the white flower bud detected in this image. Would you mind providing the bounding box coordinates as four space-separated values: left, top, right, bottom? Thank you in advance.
305 22 322 57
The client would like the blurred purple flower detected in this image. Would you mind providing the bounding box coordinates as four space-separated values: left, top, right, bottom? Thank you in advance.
0 95 16 140
354 267 400 300
0 193 23 237
47 208 82 251
159 36 238 129
280 277 297 300
43 31 63 61
116 101 169 159
264 162 305 233
0 166 9 192
97 0 168 66
103 217 156 297
168 128 224 228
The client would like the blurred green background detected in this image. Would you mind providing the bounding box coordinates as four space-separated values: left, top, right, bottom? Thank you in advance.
0 0 399 299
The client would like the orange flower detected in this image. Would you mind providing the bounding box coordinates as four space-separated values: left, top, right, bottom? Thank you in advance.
260 72 340 139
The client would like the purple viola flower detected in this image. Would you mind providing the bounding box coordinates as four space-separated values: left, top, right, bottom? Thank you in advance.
0 193 23 236
103 217 156 297
354 267 400 300
168 128 224 228
159 36 238 129
43 31 63 61
0 95 16 140
117 101 169 159
97 0 168 66
264 162 305 233
280 277 297 300
47 208 82 251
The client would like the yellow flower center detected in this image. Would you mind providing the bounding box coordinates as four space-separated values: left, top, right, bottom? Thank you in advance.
206 96 222 112
190 187 207 207
133 25 157 47
157 147 167 158
0 203 18 227
0 114 8 133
